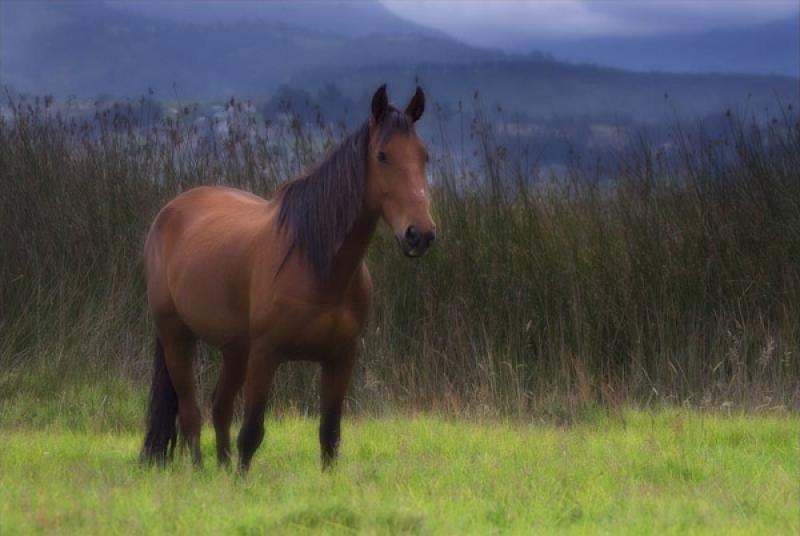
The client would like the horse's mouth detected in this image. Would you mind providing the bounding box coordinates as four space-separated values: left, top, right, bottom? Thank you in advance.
397 237 430 258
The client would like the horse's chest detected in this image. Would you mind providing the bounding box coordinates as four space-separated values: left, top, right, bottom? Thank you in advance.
265 299 367 357
306 308 362 346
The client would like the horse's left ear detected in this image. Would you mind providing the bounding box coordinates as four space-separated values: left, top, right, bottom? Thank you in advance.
371 84 389 124
405 86 425 122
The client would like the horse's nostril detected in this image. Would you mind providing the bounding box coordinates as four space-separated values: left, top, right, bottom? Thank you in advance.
405 226 420 246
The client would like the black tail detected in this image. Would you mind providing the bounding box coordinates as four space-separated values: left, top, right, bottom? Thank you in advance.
141 338 178 464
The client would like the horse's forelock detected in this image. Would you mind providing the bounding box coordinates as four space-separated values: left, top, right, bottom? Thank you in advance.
378 106 415 145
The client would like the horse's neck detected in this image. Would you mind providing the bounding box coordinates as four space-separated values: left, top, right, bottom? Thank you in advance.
325 208 378 289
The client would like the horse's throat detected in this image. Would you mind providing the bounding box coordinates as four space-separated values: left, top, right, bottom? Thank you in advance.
327 210 378 286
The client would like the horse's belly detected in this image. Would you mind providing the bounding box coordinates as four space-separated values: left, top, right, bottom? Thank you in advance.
175 300 247 348
170 264 250 348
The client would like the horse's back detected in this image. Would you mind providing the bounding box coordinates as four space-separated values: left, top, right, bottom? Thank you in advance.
145 186 279 346
145 185 270 273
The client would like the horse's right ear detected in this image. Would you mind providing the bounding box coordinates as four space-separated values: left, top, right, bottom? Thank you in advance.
405 86 425 122
371 84 388 124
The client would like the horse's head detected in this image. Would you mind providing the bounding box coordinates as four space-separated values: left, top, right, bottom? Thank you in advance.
365 85 436 257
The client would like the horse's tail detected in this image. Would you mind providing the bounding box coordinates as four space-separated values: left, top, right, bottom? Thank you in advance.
140 337 178 464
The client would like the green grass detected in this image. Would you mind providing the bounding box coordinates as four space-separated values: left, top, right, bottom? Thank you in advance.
1 411 797 534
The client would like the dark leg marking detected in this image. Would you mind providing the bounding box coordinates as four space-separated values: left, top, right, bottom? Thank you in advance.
319 350 355 470
236 352 277 475
212 348 247 467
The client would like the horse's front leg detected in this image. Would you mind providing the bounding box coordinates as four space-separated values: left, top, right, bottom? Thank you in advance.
319 344 356 470
237 344 279 475
212 344 247 468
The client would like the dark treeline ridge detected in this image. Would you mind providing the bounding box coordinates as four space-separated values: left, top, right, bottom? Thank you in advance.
1 95 798 422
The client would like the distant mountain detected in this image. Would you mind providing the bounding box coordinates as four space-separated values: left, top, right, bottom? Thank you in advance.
113 0 443 39
293 61 799 125
1 0 796 128
546 16 800 78
0 0 500 97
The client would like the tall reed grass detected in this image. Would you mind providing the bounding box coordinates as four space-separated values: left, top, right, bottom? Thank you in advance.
1 95 798 419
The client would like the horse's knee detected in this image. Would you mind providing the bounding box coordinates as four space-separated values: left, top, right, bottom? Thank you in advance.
213 352 247 425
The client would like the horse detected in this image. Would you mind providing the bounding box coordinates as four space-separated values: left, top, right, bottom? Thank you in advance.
140 85 436 473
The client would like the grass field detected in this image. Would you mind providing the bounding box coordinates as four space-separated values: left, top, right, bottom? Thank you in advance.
1 410 797 534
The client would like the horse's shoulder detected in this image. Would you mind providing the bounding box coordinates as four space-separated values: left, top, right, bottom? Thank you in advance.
347 262 373 308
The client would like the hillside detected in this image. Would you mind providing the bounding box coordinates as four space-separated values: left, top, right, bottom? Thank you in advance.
0 0 500 97
547 16 800 78
113 0 443 38
1 0 797 127
293 60 799 124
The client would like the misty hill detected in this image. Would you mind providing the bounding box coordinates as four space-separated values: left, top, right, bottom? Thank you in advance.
1 0 797 127
294 61 798 125
546 16 800 78
112 0 443 39
0 0 500 97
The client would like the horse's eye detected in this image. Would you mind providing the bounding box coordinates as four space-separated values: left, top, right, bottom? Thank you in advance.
377 151 388 163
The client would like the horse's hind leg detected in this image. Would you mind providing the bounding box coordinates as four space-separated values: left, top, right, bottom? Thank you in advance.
212 345 247 467
159 322 203 466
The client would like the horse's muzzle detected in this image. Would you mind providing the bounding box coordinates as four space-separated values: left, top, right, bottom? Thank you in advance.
398 225 436 257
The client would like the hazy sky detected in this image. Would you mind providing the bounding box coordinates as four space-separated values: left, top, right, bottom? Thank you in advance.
381 0 799 48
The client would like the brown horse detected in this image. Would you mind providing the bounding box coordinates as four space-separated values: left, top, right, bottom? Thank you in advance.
140 85 435 472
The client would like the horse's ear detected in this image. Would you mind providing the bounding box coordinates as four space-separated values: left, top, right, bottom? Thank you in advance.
405 86 425 122
371 84 388 124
